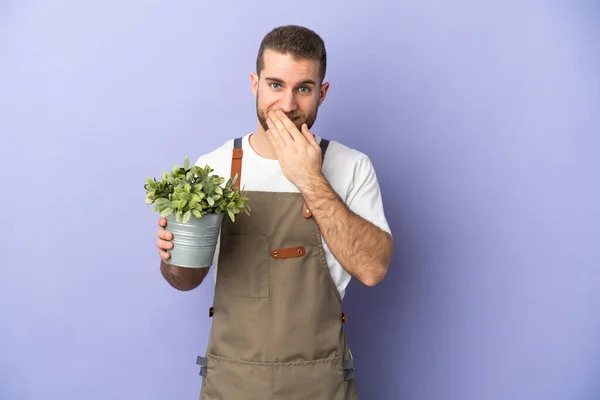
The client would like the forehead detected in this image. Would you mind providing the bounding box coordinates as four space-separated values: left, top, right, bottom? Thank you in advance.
261 49 320 83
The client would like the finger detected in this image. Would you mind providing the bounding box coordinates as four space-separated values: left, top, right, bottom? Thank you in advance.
302 124 321 151
275 110 303 142
159 249 171 260
266 117 286 149
158 217 167 227
268 111 293 146
266 129 283 157
302 124 323 168
157 228 172 240
156 238 173 250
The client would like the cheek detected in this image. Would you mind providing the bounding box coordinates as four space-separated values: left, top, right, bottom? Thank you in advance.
258 88 278 107
298 96 319 112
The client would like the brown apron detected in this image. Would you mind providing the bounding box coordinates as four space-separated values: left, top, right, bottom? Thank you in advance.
196 136 358 399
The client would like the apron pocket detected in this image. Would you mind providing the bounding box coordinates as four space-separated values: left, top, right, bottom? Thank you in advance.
217 234 270 298
201 354 272 400
273 356 345 400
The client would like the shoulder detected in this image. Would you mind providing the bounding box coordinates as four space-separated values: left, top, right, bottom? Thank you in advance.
320 137 379 188
193 138 236 179
320 136 391 235
194 138 234 164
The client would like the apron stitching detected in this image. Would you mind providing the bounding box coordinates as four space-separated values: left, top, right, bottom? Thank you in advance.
208 353 343 367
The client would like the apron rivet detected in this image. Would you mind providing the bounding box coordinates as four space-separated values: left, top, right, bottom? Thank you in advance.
273 251 278 257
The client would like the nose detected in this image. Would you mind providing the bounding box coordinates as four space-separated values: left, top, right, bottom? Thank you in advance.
278 89 297 113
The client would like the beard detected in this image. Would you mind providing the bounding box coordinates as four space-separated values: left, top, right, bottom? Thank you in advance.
256 94 319 133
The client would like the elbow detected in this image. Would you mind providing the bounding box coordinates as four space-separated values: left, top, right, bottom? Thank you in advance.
362 234 393 287
361 267 387 287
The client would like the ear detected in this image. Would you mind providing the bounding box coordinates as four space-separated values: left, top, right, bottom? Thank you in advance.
250 72 259 98
317 81 330 106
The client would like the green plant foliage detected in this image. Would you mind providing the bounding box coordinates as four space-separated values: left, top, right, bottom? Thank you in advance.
144 157 251 223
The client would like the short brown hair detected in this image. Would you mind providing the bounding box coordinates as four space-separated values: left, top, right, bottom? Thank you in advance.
256 25 327 83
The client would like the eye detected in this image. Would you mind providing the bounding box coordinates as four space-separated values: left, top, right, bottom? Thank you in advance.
298 87 310 93
270 83 281 89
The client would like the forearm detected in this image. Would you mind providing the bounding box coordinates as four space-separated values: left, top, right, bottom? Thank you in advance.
160 260 209 291
299 173 393 287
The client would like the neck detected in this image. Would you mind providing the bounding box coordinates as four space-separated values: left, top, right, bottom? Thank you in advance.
249 122 278 160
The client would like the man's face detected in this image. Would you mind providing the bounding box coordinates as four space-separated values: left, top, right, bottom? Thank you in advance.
252 49 330 132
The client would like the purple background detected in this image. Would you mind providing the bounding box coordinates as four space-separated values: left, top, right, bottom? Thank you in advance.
1 1 599 399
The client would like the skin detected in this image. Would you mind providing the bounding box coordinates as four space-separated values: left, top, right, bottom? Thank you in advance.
157 49 393 289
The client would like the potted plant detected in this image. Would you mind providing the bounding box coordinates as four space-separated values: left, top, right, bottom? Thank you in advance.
144 157 251 268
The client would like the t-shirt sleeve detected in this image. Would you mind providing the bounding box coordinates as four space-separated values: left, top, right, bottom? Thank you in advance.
344 153 392 237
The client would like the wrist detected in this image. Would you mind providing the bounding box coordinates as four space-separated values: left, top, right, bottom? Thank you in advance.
296 170 325 194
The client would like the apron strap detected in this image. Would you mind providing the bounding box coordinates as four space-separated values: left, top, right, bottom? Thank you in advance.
319 138 330 156
230 137 243 190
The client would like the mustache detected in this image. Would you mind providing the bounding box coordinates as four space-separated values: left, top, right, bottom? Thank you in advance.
263 110 303 120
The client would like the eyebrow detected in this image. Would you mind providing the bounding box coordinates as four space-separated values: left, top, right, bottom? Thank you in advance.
265 77 317 86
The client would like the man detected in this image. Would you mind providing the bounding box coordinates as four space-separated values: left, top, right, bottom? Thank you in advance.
155 25 393 399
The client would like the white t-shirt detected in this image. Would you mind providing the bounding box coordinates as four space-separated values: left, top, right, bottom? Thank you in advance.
194 133 391 299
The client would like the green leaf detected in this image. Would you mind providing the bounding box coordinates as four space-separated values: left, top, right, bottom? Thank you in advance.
215 186 223 196
184 157 189 169
155 198 169 206
178 199 187 211
227 209 235 222
207 196 215 206
182 210 191 223
160 207 174 217
192 209 202 219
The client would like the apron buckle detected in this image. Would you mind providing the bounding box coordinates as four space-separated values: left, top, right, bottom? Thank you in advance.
196 355 208 377
342 358 355 381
